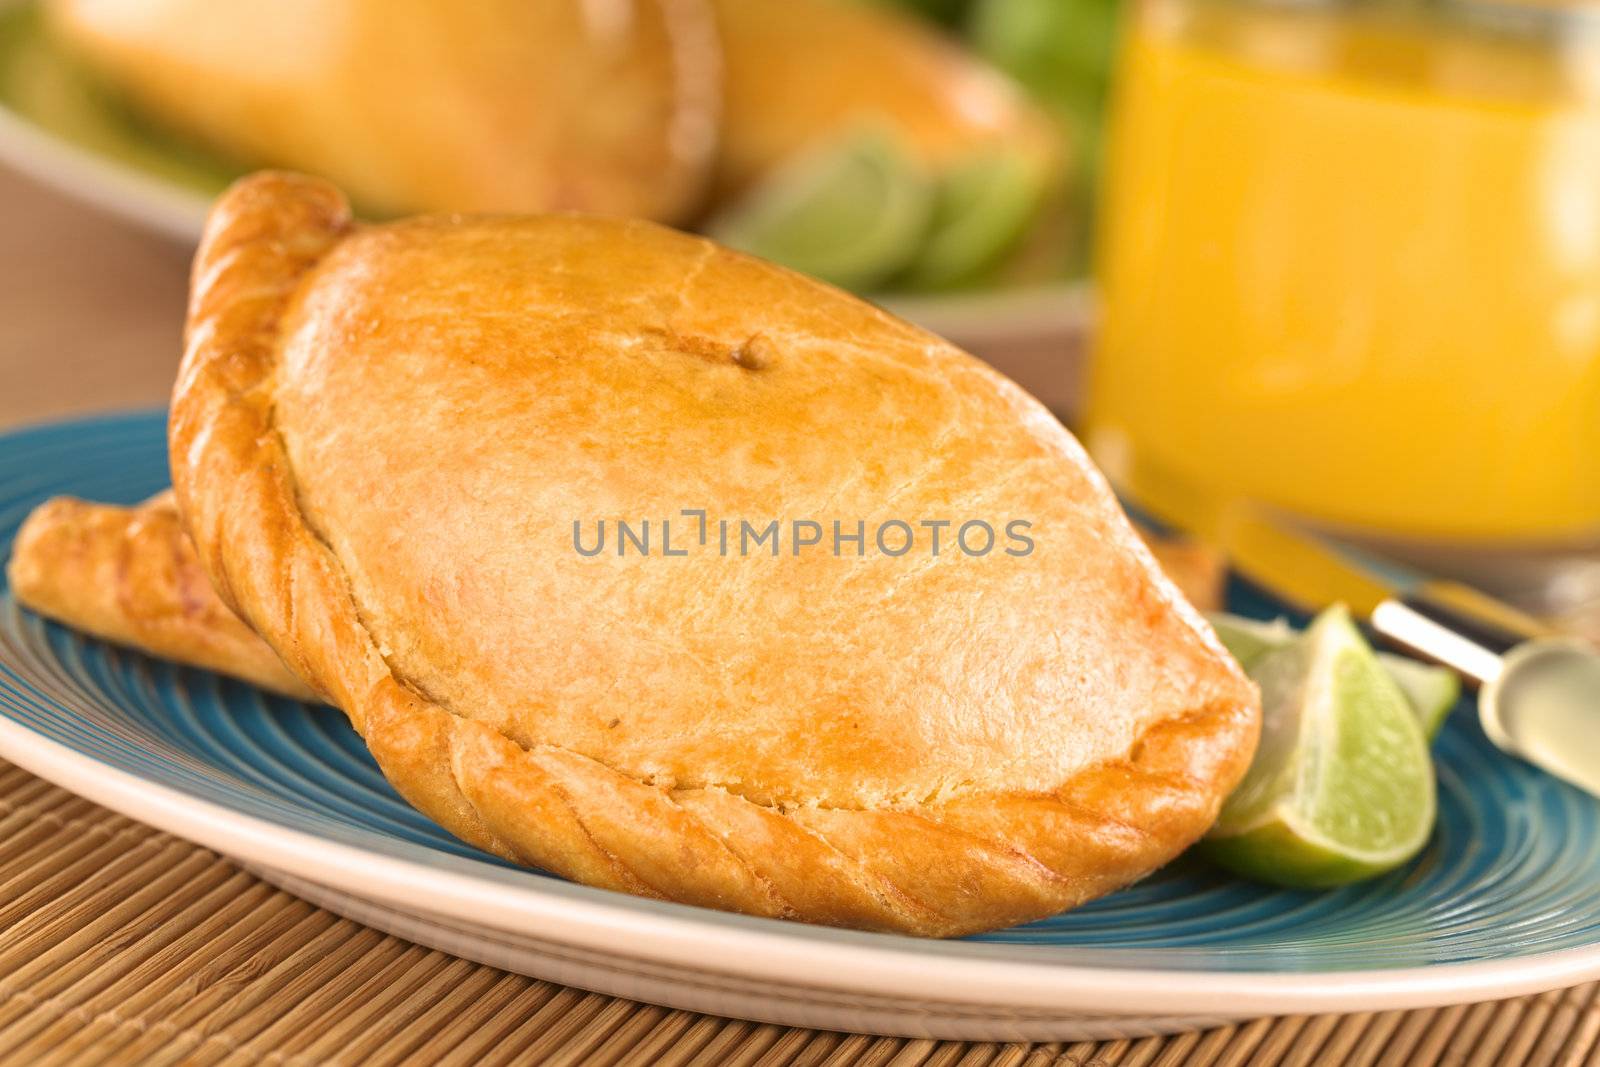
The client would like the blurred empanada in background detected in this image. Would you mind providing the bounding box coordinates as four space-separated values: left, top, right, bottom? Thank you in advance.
44 0 721 221
45 0 1064 246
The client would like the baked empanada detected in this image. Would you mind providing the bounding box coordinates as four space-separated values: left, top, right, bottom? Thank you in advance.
709 0 1062 198
6 492 313 701
161 172 1255 936
46 0 719 222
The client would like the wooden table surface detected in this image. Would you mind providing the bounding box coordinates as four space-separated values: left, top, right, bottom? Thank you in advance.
3 163 1599 1067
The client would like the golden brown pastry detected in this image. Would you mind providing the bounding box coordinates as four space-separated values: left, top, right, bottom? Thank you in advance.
166 172 1257 936
46 0 720 222
6 492 313 700
709 0 1062 198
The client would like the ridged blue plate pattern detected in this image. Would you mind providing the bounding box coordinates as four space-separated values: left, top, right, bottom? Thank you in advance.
3 412 1600 983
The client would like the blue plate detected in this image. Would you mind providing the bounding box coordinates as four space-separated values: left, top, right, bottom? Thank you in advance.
3 411 1599 1040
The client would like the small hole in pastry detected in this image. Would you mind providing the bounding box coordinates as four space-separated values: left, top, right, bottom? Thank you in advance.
733 335 773 371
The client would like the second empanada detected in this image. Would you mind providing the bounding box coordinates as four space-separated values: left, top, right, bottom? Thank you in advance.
47 0 720 223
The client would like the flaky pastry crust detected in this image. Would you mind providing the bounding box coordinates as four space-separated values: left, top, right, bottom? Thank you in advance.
168 172 1258 936
6 492 313 700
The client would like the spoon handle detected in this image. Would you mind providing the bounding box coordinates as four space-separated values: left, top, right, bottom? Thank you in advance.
1371 582 1553 687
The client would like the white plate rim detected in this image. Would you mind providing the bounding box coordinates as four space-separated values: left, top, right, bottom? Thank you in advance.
3 705 1599 1018
0 85 208 242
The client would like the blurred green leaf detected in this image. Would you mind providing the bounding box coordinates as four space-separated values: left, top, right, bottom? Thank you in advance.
969 0 1122 259
858 0 976 29
970 0 1121 120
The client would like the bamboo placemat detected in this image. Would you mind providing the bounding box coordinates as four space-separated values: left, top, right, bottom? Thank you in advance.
6 163 1600 1067
1 757 1598 1066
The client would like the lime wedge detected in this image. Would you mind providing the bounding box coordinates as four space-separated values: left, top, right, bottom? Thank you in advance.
1210 612 1457 739
1201 606 1436 888
1379 653 1461 740
1209 614 1296 672
707 127 934 293
898 150 1045 291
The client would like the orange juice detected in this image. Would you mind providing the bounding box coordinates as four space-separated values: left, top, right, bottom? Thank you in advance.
1088 0 1600 544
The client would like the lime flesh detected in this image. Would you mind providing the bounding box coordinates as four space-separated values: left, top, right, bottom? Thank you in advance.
1202 606 1436 888
1209 613 1458 739
1378 653 1461 740
899 150 1045 291
707 127 934 293
1208 614 1295 672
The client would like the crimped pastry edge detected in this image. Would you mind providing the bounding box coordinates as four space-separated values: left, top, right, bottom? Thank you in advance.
5 492 316 701
168 171 1258 937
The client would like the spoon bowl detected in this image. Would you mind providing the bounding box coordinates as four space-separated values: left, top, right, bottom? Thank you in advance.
1480 638 1600 798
